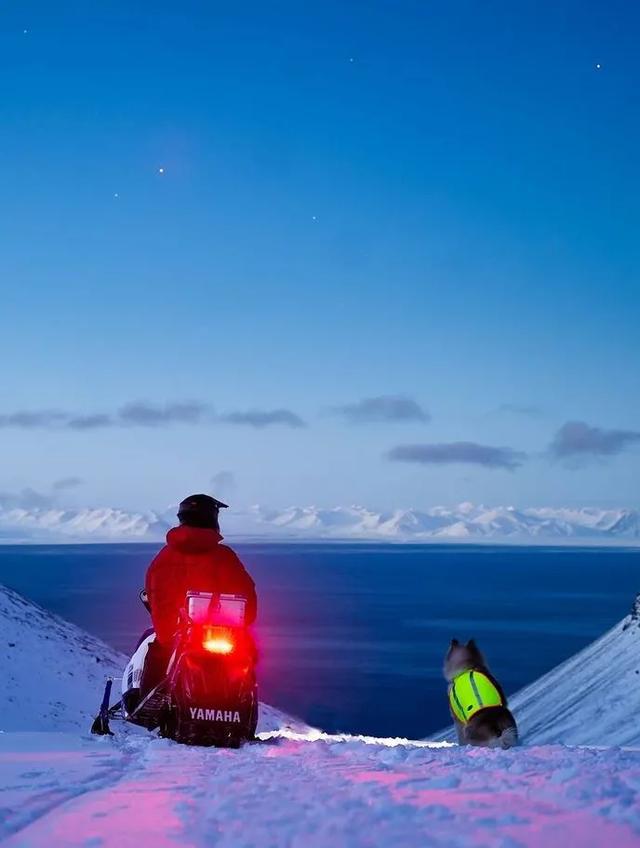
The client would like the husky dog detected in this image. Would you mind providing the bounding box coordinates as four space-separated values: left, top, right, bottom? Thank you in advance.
444 638 518 749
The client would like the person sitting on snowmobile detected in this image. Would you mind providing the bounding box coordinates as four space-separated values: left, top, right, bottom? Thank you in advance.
140 493 257 695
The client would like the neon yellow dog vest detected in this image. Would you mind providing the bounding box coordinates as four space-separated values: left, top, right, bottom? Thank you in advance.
449 670 503 723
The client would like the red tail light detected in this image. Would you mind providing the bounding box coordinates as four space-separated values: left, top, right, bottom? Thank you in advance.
202 626 234 655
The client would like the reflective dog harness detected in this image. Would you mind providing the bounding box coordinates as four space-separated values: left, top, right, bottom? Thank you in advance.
449 670 503 723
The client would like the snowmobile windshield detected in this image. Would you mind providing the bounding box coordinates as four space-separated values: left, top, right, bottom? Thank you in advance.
186 592 246 627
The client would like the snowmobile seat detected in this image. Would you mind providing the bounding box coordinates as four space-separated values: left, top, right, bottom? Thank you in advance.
135 626 156 651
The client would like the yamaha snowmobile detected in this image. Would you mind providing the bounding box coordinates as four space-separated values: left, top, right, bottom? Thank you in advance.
91 590 258 747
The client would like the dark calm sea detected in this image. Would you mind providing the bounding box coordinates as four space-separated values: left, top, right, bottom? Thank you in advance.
0 542 637 738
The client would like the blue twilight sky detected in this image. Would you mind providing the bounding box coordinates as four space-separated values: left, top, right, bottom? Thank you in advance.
0 0 639 515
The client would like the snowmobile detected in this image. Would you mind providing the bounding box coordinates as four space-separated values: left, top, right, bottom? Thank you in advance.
91 590 258 747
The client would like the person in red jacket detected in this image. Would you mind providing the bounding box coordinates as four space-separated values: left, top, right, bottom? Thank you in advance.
140 493 257 694
146 493 257 645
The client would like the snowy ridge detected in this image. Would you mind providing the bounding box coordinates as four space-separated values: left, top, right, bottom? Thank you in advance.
250 502 640 544
0 506 168 543
432 593 640 747
1 501 639 544
509 592 640 746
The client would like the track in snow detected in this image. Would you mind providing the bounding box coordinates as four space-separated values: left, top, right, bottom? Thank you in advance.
2 728 640 848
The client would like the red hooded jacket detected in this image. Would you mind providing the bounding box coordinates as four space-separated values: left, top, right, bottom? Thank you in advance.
145 525 257 645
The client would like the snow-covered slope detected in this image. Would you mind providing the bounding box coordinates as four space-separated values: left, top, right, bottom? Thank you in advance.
509 593 640 746
0 583 125 732
251 503 640 544
1 584 640 846
432 593 640 748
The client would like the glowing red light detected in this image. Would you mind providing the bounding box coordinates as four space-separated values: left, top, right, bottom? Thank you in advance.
200 626 235 654
202 636 234 654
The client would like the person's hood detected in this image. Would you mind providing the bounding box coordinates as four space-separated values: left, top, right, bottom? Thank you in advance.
166 525 223 554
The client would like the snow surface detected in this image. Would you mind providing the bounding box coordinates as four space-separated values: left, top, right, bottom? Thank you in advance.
2 501 639 544
3 731 640 847
2 583 640 846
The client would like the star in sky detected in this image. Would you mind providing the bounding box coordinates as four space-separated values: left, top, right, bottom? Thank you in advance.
595 63 602 70
158 167 165 174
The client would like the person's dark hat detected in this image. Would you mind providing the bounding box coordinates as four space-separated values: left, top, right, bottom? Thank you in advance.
177 494 228 529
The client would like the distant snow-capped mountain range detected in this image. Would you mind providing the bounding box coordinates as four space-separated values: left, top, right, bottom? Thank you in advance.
0 501 638 544
250 503 639 543
0 506 168 543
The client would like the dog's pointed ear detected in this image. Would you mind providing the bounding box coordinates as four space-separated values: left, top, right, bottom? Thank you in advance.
466 638 477 651
450 638 460 648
